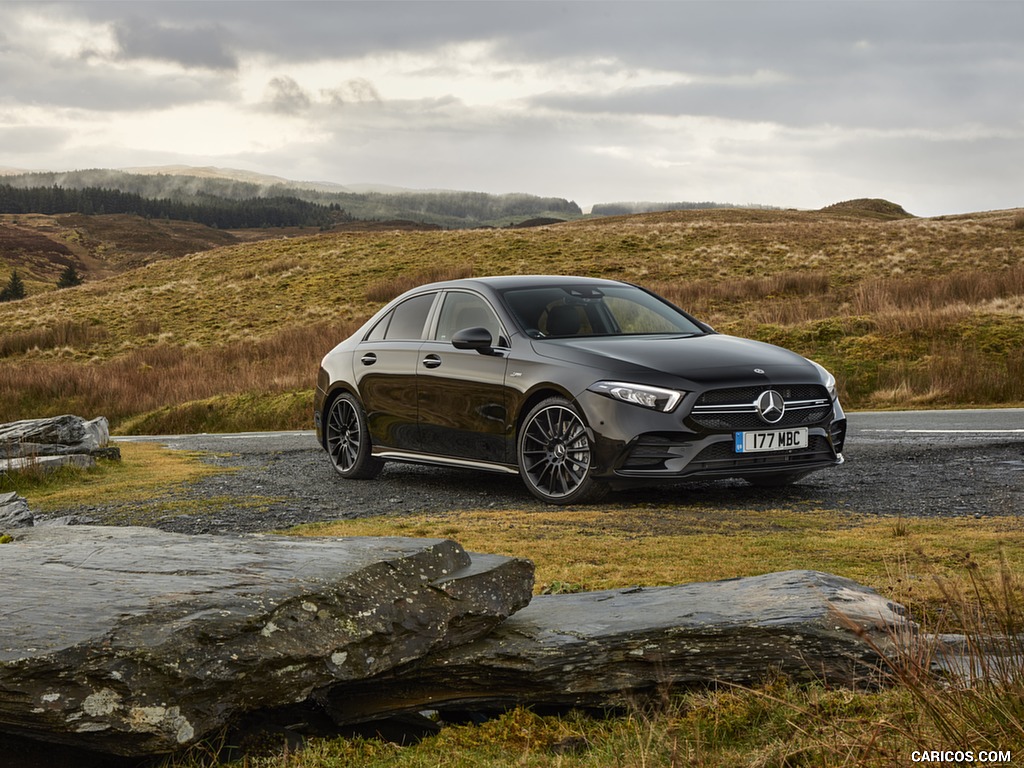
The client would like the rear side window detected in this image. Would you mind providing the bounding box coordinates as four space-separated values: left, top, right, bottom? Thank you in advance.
364 314 389 341
383 293 436 341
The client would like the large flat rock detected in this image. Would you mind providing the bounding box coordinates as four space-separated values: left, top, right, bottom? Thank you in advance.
323 570 910 722
0 415 118 475
0 415 109 457
1 454 97 474
0 526 533 756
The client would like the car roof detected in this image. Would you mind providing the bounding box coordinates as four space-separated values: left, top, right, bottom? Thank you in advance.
413 275 632 292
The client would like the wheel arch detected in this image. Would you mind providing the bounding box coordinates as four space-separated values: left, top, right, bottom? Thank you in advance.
514 385 578 438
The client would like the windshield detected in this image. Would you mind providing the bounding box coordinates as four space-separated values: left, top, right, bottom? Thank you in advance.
499 284 706 339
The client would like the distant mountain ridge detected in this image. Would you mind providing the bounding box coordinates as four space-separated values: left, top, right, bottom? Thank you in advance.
8 165 915 229
592 201 782 216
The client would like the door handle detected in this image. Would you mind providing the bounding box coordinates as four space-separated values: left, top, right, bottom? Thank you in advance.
360 352 377 365
421 354 442 369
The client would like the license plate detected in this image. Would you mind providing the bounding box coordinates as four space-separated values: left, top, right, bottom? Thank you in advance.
734 428 808 453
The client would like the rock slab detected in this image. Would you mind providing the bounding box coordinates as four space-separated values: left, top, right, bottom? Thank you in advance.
0 525 534 756
0 415 110 456
0 415 119 474
0 492 33 529
324 570 910 723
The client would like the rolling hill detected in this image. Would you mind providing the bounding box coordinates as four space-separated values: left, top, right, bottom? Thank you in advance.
0 203 1021 432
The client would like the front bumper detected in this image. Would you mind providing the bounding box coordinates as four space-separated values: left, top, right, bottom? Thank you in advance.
615 427 844 478
576 387 846 483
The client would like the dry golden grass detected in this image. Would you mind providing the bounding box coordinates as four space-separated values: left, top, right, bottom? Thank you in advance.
4 441 223 510
0 321 354 428
1 206 1022 430
364 264 476 302
294 507 1024 615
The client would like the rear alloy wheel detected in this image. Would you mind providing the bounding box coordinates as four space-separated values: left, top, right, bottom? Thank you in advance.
325 393 383 479
517 397 608 504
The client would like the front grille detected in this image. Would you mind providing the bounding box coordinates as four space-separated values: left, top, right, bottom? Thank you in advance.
697 384 827 405
688 384 832 432
689 407 832 431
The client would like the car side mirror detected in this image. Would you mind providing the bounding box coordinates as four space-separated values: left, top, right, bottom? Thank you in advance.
451 326 494 354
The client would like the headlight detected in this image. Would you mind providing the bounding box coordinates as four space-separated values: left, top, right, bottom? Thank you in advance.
811 361 838 399
588 381 685 412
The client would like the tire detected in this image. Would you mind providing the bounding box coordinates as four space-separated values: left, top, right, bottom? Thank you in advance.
517 397 609 505
324 393 384 480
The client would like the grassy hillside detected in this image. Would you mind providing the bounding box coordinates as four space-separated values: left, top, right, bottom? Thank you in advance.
0 212 243 287
1 203 1022 432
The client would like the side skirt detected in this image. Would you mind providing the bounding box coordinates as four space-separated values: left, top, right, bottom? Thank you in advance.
373 449 520 475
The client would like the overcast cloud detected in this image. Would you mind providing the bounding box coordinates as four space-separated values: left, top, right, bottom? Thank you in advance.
0 1 1021 215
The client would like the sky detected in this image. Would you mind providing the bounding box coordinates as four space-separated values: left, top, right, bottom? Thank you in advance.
0 1 1021 216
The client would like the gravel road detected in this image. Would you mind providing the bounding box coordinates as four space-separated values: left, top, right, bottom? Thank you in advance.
56 409 1021 535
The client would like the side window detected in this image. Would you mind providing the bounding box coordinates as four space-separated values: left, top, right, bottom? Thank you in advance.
435 292 503 343
383 293 436 341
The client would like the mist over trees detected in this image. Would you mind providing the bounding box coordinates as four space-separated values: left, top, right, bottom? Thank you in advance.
1 169 777 228
329 190 581 227
0 170 583 229
2 169 282 202
0 183 346 229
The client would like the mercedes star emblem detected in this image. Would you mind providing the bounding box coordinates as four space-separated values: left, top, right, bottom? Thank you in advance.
755 390 786 424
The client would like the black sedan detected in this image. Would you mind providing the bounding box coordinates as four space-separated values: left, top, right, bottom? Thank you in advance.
315 275 846 504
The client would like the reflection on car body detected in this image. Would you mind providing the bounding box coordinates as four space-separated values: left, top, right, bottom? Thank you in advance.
315 275 846 504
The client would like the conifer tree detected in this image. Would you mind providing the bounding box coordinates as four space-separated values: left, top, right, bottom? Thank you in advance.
57 264 83 289
0 270 26 302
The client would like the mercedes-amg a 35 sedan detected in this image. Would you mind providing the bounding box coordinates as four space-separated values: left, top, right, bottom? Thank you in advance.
315 275 846 504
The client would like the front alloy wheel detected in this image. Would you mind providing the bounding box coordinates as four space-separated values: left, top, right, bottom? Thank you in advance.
517 397 608 504
325 393 383 479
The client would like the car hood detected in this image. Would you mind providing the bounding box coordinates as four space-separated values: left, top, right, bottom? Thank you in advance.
532 334 820 386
